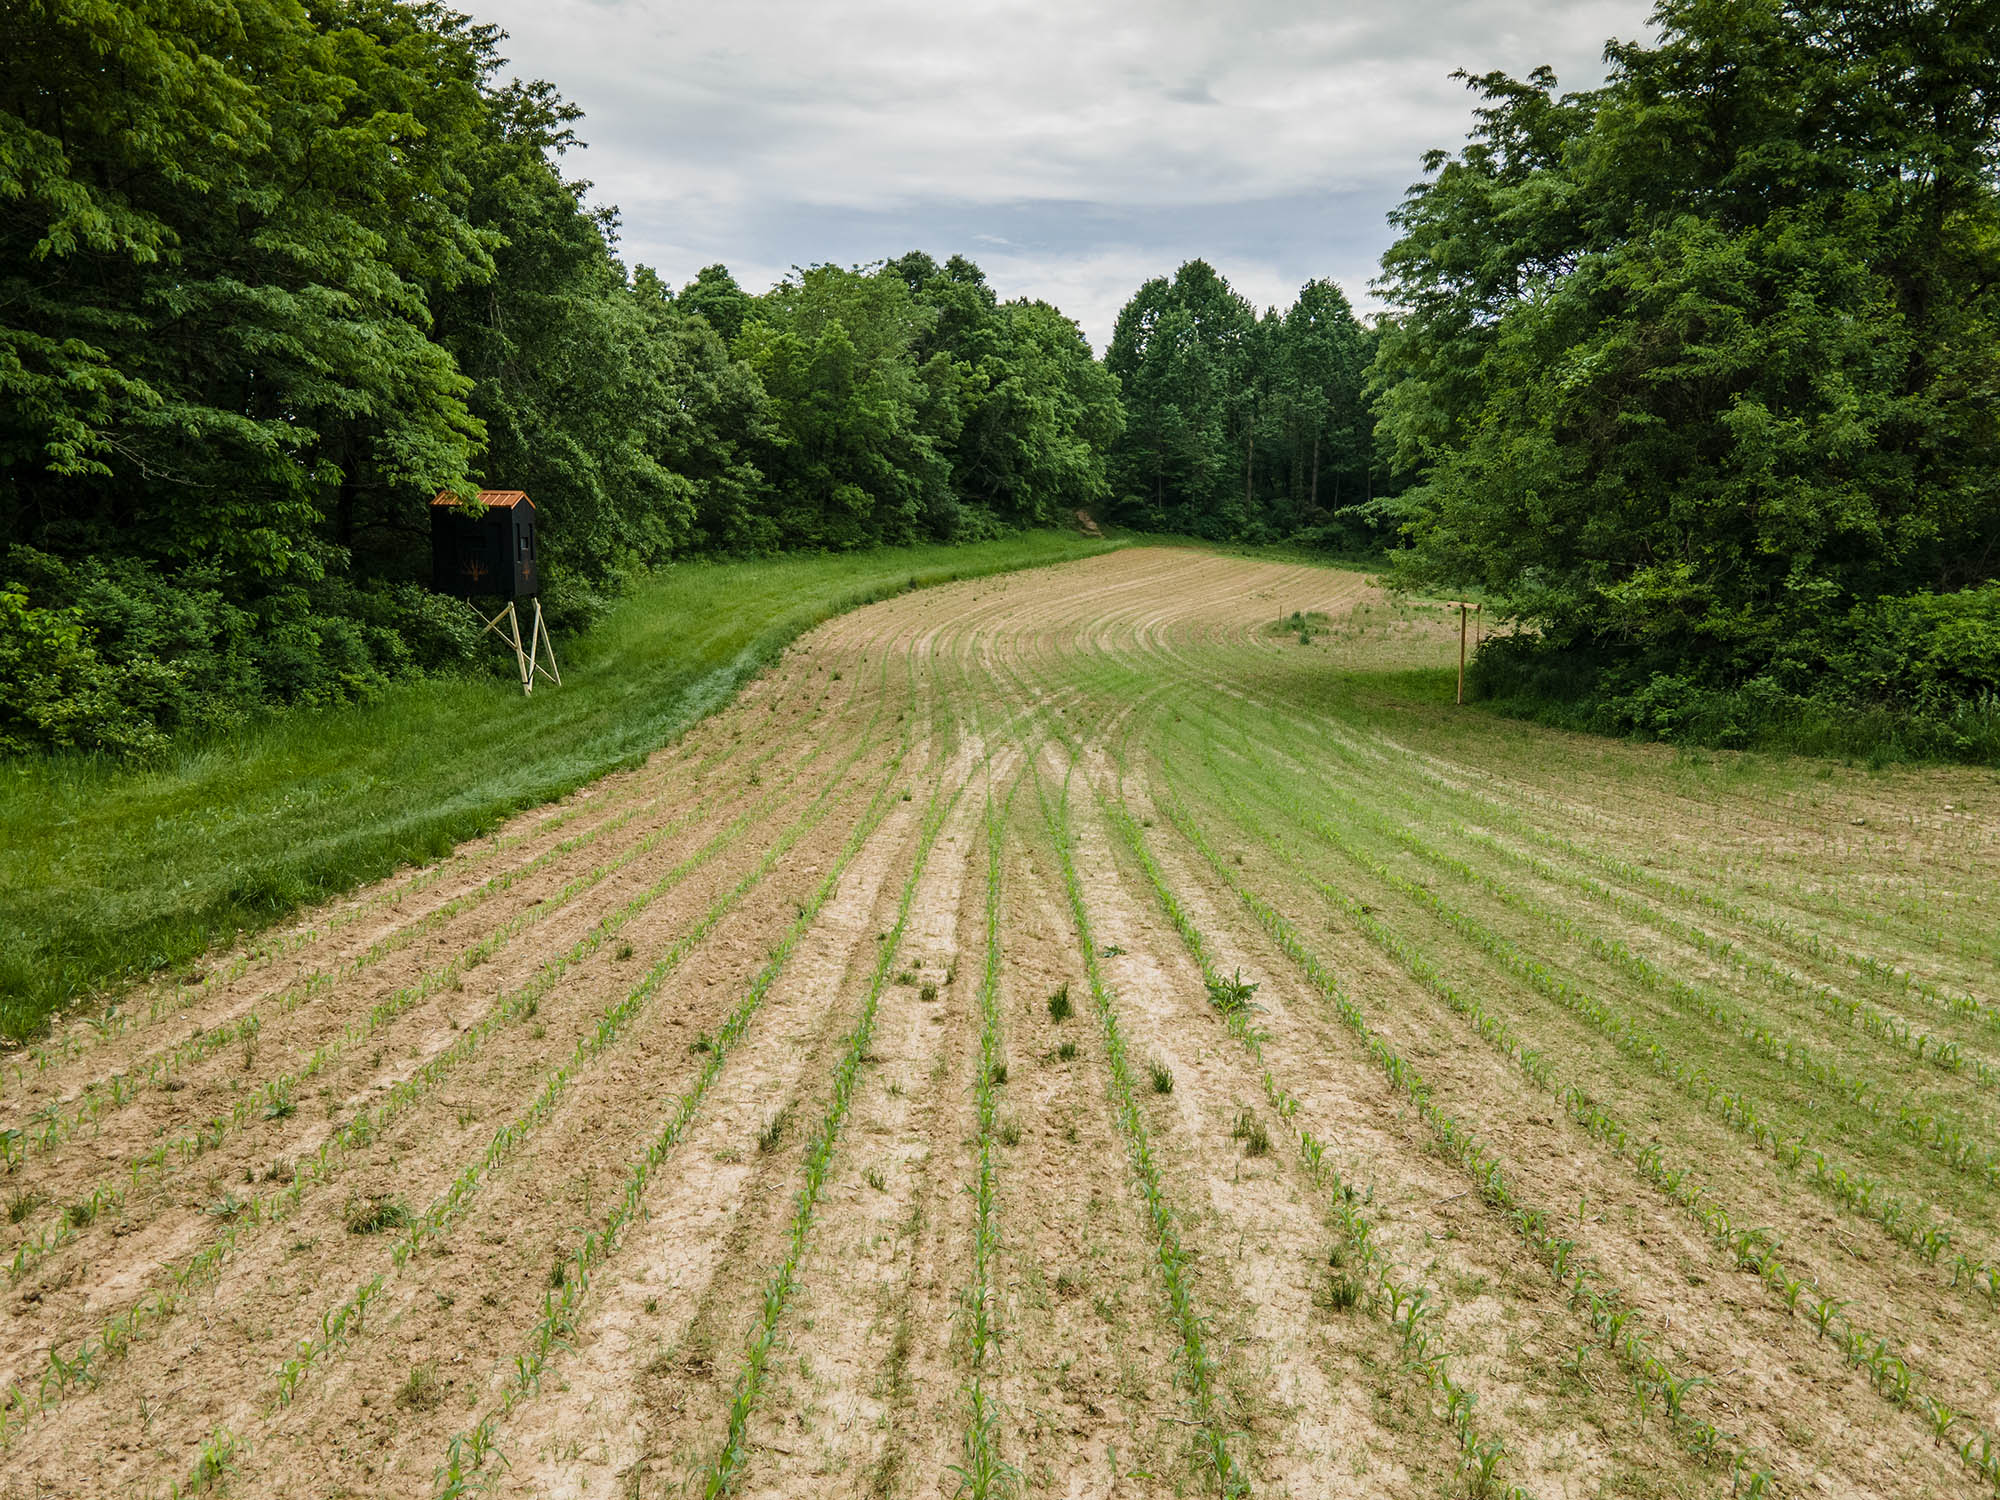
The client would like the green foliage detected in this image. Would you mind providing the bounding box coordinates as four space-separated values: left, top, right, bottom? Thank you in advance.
734 264 956 550
1473 583 2000 760
891 253 1125 531
1105 262 1385 547
0 4 1126 757
0 531 1112 1040
1377 1 2000 740
0 546 477 756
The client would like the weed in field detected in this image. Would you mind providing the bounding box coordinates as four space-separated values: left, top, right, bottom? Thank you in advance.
206 1194 245 1222
1148 1059 1173 1094
1206 969 1258 1016
6 1190 46 1224
1047 984 1073 1022
1326 1265 1361 1311
65 1197 97 1229
1054 1270 1082 1298
998 1118 1022 1147
690 1031 715 1054
1058 1040 1079 1061
1232 1108 1271 1157
921 982 939 1002
896 969 917 986
397 1362 444 1412
989 1062 1008 1086
644 1297 659 1315
759 1108 790 1154
865 1167 888 1192
345 1195 412 1235
616 942 634 961
263 1084 296 1120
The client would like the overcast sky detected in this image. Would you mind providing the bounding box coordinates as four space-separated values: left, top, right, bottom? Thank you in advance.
479 0 1658 348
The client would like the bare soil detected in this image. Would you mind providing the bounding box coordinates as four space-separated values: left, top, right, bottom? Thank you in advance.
4 547 1995 1500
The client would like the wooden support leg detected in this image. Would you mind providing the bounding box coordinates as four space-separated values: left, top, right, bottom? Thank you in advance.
529 599 562 689
471 599 557 697
1457 603 1467 706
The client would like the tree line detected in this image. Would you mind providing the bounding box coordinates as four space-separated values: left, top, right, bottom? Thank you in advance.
1102 263 1387 551
1375 0 2000 754
9 0 1995 761
0 1 1135 755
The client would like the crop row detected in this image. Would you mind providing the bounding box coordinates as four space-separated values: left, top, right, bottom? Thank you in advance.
1145 775 1769 1486
1102 797 1528 1498
431 755 928 1497
0 718 900 1438
272 731 909 1414
1273 708 2000 1090
951 787 1016 1498
1038 768 1247 1497
5 751 762 1186
689 772 965 1500
1350 727 2000 1042
1168 744 2000 1491
1 688 792 1098
1191 716 2000 1303
1 736 829 1291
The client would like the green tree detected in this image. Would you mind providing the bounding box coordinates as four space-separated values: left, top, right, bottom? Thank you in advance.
1376 0 2000 711
1104 260 1256 535
734 264 955 549
679 264 756 344
0 0 495 585
888 252 1124 530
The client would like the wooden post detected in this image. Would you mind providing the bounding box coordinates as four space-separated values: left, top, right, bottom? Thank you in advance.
1436 599 1482 705
527 598 561 691
1457 603 1467 705
474 599 559 697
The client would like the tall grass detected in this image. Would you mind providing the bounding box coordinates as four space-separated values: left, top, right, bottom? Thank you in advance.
0 533 1115 1040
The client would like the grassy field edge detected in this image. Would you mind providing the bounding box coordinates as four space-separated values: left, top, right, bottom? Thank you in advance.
0 531 1121 1041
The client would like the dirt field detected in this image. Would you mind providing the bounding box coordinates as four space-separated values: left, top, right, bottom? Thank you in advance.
4 547 1998 1499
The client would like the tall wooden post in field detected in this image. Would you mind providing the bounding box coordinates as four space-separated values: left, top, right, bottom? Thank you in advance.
1444 600 1482 705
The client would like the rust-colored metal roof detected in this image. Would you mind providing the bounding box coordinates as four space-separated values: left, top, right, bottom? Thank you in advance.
432 489 533 510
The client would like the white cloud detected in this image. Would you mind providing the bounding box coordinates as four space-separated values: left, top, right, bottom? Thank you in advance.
484 0 1657 345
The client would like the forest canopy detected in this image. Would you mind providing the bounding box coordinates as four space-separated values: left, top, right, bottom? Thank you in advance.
1374 0 2000 752
1103 263 1386 551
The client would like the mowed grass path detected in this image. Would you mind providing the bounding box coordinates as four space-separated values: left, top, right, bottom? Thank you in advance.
4 549 1998 1500
0 533 1115 1037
